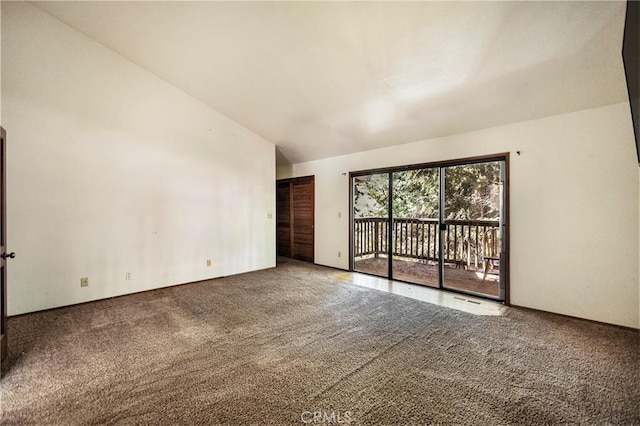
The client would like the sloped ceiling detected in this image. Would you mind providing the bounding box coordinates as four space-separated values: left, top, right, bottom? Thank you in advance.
33 1 628 165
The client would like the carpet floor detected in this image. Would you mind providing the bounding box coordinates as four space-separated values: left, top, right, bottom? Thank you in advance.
1 258 638 425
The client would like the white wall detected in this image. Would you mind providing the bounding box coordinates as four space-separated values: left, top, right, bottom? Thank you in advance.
2 2 276 315
276 165 293 180
286 103 639 328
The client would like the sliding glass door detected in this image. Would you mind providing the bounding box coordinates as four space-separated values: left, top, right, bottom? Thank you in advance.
442 162 504 299
353 173 389 278
350 157 507 302
391 169 440 287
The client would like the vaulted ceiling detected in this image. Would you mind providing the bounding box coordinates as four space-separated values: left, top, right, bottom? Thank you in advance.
34 1 629 165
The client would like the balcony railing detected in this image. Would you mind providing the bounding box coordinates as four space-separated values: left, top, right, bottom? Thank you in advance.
354 217 500 268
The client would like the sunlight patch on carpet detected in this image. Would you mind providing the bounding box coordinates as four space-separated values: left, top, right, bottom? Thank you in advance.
335 272 508 316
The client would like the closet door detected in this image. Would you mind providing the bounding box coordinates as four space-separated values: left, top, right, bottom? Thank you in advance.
276 176 315 263
276 181 292 258
291 177 314 262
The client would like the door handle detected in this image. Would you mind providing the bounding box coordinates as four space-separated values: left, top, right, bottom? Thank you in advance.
2 252 15 259
439 223 447 231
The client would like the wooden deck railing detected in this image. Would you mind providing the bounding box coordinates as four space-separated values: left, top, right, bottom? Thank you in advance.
354 217 500 267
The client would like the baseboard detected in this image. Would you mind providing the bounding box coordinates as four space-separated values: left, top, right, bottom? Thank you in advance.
314 262 349 272
510 304 639 332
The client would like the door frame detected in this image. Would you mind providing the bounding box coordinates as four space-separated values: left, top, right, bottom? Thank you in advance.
1 127 7 361
349 153 510 304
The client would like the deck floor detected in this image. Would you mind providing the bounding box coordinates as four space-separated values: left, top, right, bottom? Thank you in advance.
354 256 500 298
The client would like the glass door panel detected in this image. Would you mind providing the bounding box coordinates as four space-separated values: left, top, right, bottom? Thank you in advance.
391 169 440 287
353 173 389 278
442 161 504 299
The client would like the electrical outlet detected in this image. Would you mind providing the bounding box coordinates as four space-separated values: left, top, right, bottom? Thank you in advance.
80 277 89 287
267 213 273 219
206 259 212 267
125 272 132 281
338 251 342 258
338 212 342 218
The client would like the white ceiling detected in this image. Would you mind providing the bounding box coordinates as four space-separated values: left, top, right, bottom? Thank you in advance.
33 1 628 165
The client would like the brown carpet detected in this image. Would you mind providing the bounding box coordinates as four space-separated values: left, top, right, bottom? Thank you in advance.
1 258 638 425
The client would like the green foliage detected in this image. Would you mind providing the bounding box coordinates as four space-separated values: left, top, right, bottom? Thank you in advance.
445 162 501 220
353 174 388 218
353 162 501 220
393 169 439 218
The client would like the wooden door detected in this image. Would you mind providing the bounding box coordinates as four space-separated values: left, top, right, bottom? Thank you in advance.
276 176 314 263
276 181 292 258
0 127 11 362
291 178 314 261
